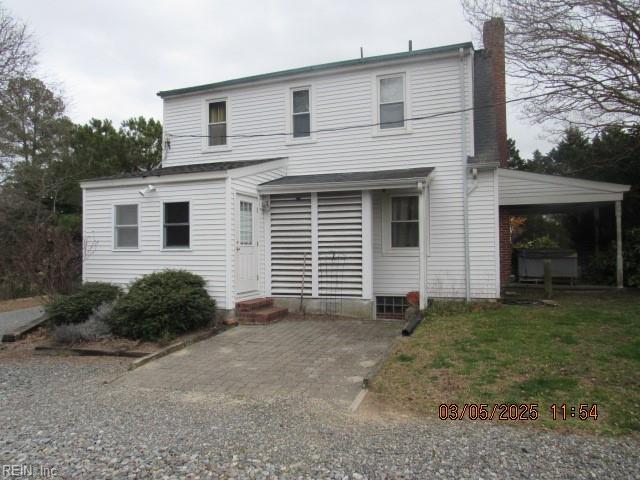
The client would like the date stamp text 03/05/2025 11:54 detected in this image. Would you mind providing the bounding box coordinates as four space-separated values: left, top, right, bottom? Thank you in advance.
438 403 599 421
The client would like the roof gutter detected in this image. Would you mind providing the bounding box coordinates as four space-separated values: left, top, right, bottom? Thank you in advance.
257 175 433 195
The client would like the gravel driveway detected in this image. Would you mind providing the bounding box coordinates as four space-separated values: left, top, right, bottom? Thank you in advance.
1 356 638 479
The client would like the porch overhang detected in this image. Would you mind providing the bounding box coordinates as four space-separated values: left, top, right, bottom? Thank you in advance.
257 167 434 194
498 168 630 288
498 168 629 208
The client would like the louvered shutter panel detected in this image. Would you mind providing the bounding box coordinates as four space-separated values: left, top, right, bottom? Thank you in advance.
317 191 363 297
269 194 312 296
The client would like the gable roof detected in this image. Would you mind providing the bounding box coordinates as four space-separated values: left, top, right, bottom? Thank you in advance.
158 42 473 98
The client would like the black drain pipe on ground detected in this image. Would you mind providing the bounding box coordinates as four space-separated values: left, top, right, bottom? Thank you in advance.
402 311 423 336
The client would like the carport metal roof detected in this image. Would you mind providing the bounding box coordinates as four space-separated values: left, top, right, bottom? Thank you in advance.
498 168 630 211
498 168 631 288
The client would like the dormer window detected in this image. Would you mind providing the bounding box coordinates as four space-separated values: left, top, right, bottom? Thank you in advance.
208 101 227 146
292 88 311 138
378 74 405 129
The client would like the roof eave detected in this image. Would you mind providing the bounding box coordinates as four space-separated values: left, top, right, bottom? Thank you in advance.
157 42 474 98
257 175 433 194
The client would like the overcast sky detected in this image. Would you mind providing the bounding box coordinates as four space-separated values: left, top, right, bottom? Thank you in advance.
6 0 554 157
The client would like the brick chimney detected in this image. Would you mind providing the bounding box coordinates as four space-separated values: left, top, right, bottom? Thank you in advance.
483 17 507 168
482 18 511 289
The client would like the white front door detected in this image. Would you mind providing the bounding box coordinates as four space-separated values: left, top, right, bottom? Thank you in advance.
235 195 259 294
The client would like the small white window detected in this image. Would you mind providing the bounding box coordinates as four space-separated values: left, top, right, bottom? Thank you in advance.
379 75 405 129
390 196 419 247
292 88 310 138
164 202 190 248
239 201 253 245
208 101 227 146
114 204 138 249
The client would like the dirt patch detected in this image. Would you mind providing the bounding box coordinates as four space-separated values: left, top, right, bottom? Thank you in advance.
0 296 47 314
2 325 222 360
0 327 50 360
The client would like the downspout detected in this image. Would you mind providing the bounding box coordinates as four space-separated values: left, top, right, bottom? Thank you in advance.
459 47 471 302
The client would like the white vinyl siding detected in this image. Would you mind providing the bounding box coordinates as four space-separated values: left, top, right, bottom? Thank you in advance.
162 55 471 175
145 51 499 300
83 180 229 308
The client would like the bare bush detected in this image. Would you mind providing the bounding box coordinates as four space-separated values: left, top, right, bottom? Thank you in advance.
51 302 114 344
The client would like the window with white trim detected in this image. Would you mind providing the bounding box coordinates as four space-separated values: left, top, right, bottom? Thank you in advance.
164 202 190 248
208 101 227 146
390 196 419 247
114 204 139 249
378 75 405 129
292 88 310 138
239 200 253 245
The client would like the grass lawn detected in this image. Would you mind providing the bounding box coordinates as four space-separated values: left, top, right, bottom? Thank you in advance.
372 291 640 435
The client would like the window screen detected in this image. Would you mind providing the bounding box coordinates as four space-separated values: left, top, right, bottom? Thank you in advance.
164 202 190 248
379 76 405 129
208 101 226 146
292 89 310 138
391 196 418 248
115 204 138 248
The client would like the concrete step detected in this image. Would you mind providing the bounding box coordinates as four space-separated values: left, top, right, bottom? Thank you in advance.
235 297 274 312
237 306 288 325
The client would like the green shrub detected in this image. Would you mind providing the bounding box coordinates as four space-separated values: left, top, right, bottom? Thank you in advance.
47 282 122 325
585 227 640 287
513 235 560 249
109 270 216 341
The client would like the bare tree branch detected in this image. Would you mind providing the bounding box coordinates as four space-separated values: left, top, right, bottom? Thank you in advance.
0 3 36 88
462 0 640 131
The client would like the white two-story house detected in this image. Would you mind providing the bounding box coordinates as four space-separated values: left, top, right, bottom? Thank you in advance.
81 18 629 319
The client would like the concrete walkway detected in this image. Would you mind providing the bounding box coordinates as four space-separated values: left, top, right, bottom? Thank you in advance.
118 319 400 406
0 306 45 339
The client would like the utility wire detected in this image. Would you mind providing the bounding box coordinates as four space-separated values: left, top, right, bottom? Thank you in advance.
164 75 634 141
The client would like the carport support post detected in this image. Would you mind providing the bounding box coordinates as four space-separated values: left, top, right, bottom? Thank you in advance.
615 200 623 288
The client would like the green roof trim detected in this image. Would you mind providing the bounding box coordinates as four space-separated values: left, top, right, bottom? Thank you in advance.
157 42 474 98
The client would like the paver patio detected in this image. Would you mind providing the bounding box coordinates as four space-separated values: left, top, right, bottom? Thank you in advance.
118 319 400 405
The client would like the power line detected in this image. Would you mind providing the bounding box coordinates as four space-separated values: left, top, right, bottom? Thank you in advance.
163 76 633 141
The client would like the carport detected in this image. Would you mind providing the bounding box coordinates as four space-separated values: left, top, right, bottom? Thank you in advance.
498 168 631 287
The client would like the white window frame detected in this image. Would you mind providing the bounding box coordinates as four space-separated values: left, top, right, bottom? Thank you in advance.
201 96 231 153
238 199 255 246
162 200 191 250
381 192 420 256
113 203 140 251
373 72 411 137
286 85 316 145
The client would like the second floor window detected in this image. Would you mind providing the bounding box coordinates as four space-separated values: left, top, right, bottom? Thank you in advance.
292 88 310 138
208 101 227 146
379 75 405 129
